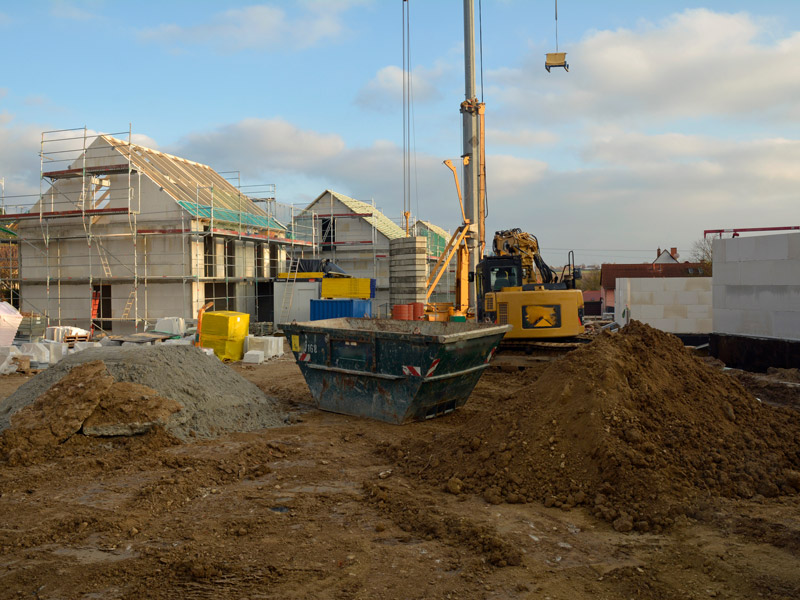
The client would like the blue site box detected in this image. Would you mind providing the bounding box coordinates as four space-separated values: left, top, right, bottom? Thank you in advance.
310 299 372 321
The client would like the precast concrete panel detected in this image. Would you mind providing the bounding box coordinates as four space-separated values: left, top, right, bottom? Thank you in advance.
789 234 800 259
736 237 757 262
754 235 789 261
616 276 712 333
712 233 800 340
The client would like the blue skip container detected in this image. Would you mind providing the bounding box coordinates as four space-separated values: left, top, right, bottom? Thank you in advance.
282 318 510 424
310 299 372 321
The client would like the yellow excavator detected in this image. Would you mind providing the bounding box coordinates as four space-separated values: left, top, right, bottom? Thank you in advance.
476 229 585 341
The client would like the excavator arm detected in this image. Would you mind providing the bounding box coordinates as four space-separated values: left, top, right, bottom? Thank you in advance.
492 228 559 285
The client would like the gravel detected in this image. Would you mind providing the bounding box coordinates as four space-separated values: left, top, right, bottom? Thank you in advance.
0 345 286 439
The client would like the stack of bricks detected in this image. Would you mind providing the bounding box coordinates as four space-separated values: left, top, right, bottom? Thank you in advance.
389 236 427 306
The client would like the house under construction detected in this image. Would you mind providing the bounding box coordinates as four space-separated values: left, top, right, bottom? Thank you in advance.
301 190 454 315
3 128 315 334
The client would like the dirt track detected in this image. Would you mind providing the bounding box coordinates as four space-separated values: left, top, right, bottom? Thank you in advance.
0 348 799 599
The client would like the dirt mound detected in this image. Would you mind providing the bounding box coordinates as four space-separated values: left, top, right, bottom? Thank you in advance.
766 367 800 383
0 346 286 442
0 361 182 464
398 321 800 532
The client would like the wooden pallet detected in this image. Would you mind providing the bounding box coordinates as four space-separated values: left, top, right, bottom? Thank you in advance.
63 334 90 348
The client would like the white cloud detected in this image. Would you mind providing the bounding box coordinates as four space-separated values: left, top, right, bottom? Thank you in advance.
493 9 800 123
355 64 448 112
131 133 159 150
0 116 47 206
486 127 558 147
167 117 551 234
164 108 800 262
169 118 345 176
140 2 363 52
581 128 800 184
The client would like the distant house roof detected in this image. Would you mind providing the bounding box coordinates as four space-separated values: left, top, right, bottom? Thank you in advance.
416 220 449 240
653 249 679 264
583 290 602 302
415 220 450 256
600 262 707 291
305 190 405 240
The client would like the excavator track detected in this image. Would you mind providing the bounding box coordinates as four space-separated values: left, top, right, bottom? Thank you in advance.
490 335 594 370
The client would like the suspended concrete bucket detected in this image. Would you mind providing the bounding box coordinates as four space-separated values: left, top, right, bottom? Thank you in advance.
282 318 511 424
545 52 569 72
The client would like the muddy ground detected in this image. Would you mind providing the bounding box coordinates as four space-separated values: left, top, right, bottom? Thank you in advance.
0 351 799 599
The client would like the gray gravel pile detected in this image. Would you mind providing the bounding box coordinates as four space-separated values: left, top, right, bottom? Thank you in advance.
0 346 285 440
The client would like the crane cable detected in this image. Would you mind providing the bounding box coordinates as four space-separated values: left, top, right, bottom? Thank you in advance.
402 0 409 234
401 1 421 235
555 0 559 52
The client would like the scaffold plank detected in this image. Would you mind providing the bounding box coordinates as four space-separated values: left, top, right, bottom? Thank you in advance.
0 207 129 221
42 164 133 179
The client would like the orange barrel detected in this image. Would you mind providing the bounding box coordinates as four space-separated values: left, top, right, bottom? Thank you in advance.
411 302 425 320
392 304 411 320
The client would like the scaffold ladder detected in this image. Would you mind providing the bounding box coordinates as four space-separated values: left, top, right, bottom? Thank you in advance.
121 288 136 319
96 243 112 278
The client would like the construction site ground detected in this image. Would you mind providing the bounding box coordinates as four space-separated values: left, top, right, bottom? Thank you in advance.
1 344 799 599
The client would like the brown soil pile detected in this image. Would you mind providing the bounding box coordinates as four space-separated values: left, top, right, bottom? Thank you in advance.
766 367 800 383
398 321 800 532
0 361 181 464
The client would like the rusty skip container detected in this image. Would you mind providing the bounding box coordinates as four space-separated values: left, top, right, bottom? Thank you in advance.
281 318 511 424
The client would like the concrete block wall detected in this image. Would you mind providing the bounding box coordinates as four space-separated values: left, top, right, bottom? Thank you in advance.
615 276 713 334
389 237 427 306
712 233 800 341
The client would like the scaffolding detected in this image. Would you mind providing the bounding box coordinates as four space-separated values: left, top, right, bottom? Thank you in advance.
0 127 317 334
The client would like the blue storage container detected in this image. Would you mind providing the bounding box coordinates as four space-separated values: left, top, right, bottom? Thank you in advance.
310 299 372 321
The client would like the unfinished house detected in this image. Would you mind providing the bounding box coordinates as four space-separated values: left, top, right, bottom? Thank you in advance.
7 129 313 334
301 190 454 314
301 190 402 314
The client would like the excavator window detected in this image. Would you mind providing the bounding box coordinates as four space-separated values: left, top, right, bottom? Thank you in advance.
490 267 519 291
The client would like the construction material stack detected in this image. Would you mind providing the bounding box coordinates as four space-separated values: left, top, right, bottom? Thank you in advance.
389 236 427 308
199 311 250 361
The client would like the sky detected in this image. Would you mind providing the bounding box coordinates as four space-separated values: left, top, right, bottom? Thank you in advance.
1 0 800 264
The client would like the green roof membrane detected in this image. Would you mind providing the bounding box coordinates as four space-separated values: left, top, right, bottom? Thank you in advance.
178 201 286 231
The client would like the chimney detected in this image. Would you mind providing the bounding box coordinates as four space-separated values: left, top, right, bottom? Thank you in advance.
656 247 661 259
670 247 678 259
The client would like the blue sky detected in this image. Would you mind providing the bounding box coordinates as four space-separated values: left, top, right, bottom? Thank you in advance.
2 1 800 263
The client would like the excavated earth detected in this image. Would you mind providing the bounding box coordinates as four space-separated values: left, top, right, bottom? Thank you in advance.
0 326 797 599
396 321 800 533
